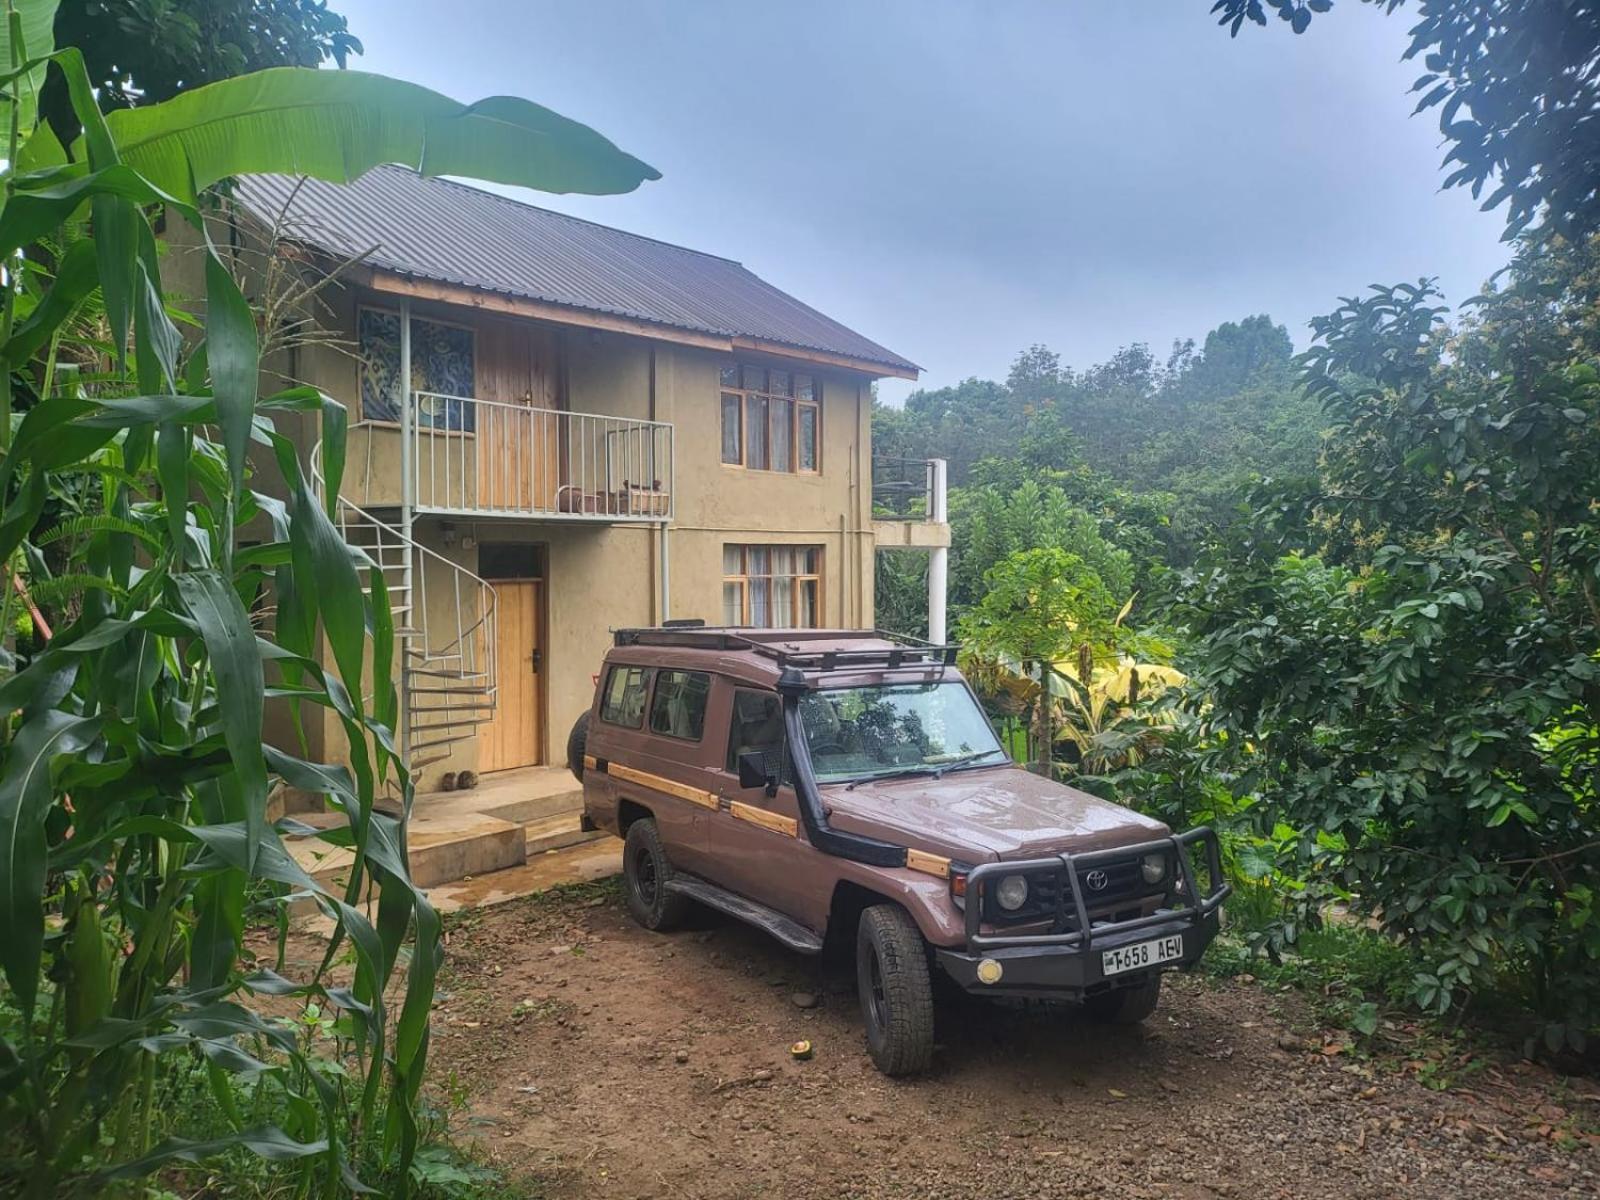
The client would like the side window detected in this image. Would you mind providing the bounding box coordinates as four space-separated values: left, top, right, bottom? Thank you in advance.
725 688 785 775
599 666 650 727
649 670 711 741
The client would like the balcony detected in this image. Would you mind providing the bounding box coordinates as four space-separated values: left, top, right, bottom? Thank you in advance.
349 392 674 522
871 457 950 549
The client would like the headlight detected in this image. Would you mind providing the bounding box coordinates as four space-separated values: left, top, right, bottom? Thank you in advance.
995 874 1029 911
1141 853 1167 885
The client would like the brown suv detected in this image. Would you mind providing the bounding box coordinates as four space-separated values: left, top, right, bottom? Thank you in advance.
569 625 1228 1075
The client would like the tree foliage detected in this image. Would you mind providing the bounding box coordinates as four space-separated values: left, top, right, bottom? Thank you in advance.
44 0 362 142
1211 0 1600 241
1172 236 1600 1047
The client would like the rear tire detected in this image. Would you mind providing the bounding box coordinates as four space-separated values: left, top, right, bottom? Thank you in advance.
622 818 688 932
855 905 935 1076
1083 974 1162 1024
566 712 590 783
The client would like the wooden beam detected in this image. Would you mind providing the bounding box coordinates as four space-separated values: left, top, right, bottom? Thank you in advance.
357 266 919 381
731 335 919 382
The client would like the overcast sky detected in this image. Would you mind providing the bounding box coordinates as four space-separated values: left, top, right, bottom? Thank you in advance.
331 0 1509 403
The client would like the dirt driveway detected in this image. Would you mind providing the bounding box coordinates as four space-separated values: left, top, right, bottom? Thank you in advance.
427 881 1600 1199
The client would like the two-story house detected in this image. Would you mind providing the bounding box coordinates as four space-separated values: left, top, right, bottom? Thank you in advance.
186 166 946 805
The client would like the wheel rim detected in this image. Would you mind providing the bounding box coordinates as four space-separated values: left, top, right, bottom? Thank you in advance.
866 948 889 1032
632 845 658 907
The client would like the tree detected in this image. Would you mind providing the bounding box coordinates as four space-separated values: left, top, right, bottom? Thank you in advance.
1173 235 1600 1047
43 0 362 143
0 17 656 1194
1211 0 1600 241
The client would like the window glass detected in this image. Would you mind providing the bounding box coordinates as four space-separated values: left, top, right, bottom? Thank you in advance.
726 689 785 775
770 397 792 471
721 544 822 627
359 308 476 429
718 365 819 475
720 392 742 464
798 682 1006 784
745 395 769 469
722 580 745 625
599 666 650 727
649 670 710 740
797 404 818 471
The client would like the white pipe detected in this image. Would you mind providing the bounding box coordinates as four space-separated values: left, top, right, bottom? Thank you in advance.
928 458 949 643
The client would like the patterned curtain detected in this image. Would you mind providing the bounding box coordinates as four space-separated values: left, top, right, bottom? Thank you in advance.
358 308 477 430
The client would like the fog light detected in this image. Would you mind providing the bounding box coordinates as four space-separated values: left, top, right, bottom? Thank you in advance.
1141 853 1168 885
976 958 1004 985
995 874 1029 911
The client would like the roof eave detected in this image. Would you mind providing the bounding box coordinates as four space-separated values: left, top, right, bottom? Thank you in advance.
356 265 920 380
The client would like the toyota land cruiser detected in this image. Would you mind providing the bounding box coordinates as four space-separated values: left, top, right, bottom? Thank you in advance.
568 625 1228 1076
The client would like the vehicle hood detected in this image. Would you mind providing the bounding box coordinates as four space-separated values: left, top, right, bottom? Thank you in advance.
821 765 1167 863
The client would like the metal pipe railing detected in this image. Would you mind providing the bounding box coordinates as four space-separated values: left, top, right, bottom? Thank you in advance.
408 391 673 521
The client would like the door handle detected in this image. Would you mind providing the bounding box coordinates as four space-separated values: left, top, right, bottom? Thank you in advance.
530 649 542 672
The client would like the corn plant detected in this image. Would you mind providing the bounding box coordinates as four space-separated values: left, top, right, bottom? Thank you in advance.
0 4 656 1193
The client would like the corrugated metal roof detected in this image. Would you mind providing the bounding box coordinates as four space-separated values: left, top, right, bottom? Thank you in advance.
234 167 917 376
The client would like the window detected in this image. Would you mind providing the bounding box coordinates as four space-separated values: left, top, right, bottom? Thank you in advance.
726 688 786 777
722 545 822 627
719 364 819 472
599 666 650 727
649 670 711 741
358 306 477 429
797 681 1006 784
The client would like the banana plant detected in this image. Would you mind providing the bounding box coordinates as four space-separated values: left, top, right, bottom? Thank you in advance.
0 3 657 1193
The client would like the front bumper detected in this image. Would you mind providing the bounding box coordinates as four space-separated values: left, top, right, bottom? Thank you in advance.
935 827 1230 1000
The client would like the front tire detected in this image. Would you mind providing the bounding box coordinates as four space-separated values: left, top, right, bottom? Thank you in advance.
622 819 688 932
1083 974 1162 1024
856 905 935 1076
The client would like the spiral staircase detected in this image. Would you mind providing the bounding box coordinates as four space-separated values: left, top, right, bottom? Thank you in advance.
290 442 613 914
309 442 500 771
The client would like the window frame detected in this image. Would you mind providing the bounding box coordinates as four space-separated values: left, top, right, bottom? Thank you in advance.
597 664 652 728
721 544 823 628
723 687 788 778
647 669 712 742
719 364 821 474
357 303 480 430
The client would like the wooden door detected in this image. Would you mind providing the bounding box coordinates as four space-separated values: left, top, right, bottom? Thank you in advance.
475 323 561 513
479 580 543 771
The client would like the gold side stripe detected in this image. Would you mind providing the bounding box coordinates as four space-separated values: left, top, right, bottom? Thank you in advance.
583 754 598 770
605 761 720 811
729 801 800 838
905 849 951 879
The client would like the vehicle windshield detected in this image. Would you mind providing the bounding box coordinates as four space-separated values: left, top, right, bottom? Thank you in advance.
798 681 1007 784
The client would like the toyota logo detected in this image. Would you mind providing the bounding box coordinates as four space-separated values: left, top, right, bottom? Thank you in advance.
1084 869 1110 892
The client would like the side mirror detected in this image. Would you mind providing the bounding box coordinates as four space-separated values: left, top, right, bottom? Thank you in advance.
737 750 779 795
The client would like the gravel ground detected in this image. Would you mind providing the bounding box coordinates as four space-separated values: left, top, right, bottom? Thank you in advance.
425 884 1600 1199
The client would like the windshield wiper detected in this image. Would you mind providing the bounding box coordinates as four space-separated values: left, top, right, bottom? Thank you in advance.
841 750 1004 790
929 749 1005 778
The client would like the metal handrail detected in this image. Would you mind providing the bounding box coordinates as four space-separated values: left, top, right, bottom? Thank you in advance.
309 439 500 753
406 391 674 522
871 456 940 521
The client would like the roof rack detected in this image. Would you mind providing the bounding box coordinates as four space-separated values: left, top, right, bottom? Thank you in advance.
611 626 960 673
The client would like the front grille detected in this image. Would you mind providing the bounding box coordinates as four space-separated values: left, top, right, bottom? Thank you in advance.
981 855 1164 928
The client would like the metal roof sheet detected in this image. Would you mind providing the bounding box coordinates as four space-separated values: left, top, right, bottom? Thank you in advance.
234 167 917 376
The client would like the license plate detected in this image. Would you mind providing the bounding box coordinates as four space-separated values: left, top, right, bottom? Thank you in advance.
1101 934 1184 977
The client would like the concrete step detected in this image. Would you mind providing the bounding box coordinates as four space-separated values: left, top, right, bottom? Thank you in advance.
427 837 623 914
285 808 527 890
413 766 584 827
525 812 607 856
